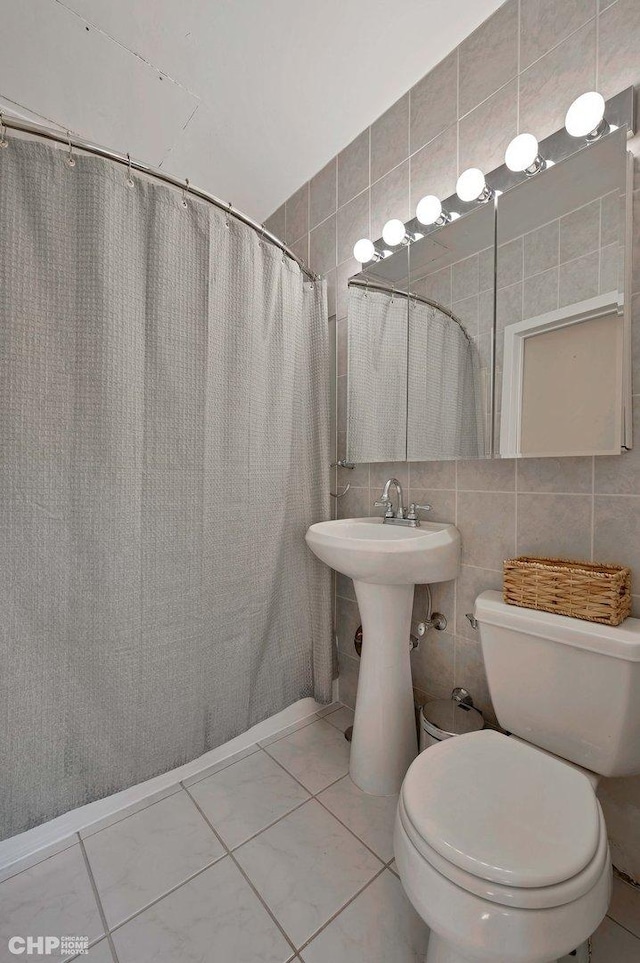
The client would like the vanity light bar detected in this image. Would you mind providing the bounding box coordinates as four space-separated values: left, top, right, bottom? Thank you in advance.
364 88 626 258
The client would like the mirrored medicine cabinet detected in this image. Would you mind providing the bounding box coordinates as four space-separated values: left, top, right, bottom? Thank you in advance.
344 92 634 463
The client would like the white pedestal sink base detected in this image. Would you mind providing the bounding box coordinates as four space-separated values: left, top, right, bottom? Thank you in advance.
349 581 418 795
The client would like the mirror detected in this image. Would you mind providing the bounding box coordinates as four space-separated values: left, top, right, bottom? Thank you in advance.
346 248 410 463
343 95 633 465
346 206 494 463
407 204 494 460
496 126 632 457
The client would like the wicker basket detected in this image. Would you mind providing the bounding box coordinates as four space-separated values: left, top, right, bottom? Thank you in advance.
503 556 631 626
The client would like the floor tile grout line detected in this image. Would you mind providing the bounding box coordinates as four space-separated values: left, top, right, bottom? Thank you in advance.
605 911 640 942
77 833 121 963
105 851 229 938
182 782 300 959
312 793 389 867
294 865 388 955
259 744 391 866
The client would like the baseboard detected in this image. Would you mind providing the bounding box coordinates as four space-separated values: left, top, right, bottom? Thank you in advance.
0 697 329 877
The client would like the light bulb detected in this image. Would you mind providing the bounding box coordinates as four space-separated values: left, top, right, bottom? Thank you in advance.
416 195 444 225
382 218 407 246
353 238 376 263
504 133 545 174
456 168 491 203
565 91 606 139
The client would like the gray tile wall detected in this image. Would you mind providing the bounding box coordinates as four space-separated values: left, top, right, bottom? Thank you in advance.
266 0 640 880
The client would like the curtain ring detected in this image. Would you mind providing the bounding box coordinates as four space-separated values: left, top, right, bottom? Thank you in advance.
126 153 134 187
182 178 190 208
66 130 76 167
0 114 8 150
225 202 232 228
259 223 266 247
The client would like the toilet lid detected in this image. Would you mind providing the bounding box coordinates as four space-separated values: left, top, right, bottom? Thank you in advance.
401 730 601 889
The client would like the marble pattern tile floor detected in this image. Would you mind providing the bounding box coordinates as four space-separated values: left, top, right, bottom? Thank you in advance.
0 704 639 962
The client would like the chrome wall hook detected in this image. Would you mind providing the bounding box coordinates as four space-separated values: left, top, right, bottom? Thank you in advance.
182 177 190 208
126 153 134 187
66 130 76 167
0 114 8 149
330 482 351 498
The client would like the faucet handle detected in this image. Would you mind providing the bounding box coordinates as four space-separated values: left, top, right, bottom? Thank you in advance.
407 502 432 519
374 494 394 517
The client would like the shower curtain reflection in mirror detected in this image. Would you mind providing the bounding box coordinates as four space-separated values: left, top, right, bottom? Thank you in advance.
346 283 485 462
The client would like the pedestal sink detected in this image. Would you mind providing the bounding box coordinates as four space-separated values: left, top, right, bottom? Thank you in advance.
306 517 460 795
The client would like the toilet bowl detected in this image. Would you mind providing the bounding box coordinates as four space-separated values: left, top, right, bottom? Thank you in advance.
394 592 640 963
394 730 611 963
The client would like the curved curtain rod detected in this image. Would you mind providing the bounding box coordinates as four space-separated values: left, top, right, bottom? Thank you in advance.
0 114 318 283
348 276 471 343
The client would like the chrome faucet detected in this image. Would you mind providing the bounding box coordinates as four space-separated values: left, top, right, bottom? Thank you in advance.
374 477 432 527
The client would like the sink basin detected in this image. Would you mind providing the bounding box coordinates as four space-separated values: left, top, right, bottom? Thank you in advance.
305 517 460 585
306 515 461 796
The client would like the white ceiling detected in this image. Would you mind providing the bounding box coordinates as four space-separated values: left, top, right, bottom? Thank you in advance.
1 0 504 222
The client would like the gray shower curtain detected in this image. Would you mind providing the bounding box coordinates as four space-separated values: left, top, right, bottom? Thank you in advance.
0 138 332 840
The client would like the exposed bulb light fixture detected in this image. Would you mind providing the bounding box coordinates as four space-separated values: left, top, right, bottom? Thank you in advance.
504 133 547 175
381 219 408 246
456 168 493 203
415 195 451 226
565 91 610 141
353 238 379 263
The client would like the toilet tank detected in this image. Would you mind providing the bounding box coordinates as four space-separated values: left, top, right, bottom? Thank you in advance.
474 591 640 777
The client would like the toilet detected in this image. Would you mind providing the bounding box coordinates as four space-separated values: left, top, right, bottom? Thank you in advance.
394 590 640 963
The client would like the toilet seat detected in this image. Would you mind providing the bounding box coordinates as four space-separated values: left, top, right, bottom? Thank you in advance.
399 729 607 910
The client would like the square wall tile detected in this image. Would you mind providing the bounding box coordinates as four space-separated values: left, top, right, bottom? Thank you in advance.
285 182 309 245
458 0 518 115
520 0 596 70
598 0 640 100
337 190 369 265
338 652 359 709
410 124 458 213
458 79 518 176
516 493 593 559
559 200 600 264
559 250 599 307
518 20 596 142
309 214 336 276
516 456 593 493
409 460 456 490
457 491 516 570
524 220 560 278
454 637 494 718
265 204 285 241
370 160 410 242
456 458 515 492
371 93 409 184
455 564 503 639
338 130 370 208
310 158 337 229
594 495 640 582
410 50 458 153
336 594 361 659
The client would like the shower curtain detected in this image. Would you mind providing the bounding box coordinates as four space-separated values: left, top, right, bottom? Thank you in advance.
0 138 332 839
